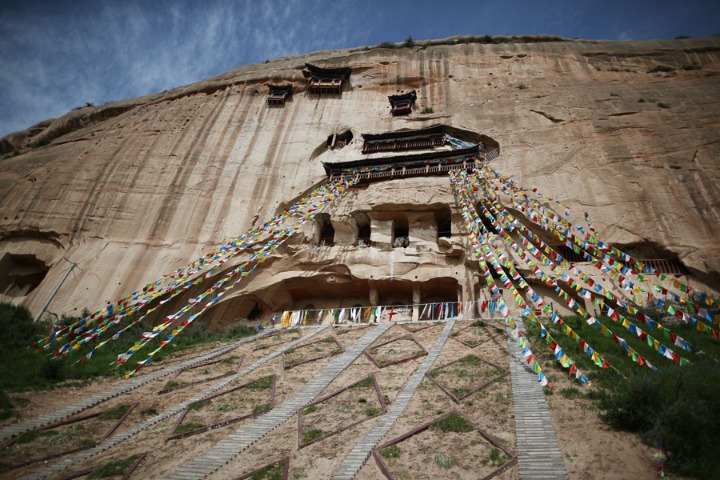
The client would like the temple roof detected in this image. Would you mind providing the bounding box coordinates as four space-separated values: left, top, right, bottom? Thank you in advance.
321 145 479 175
388 91 417 103
361 124 499 150
362 125 445 142
268 84 293 95
302 63 351 80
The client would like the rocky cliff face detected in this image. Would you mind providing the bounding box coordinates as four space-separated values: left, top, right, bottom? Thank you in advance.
1 36 719 321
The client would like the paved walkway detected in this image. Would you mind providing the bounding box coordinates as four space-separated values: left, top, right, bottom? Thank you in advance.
332 319 456 480
25 326 328 480
0 329 274 443
165 323 393 480
508 321 568 480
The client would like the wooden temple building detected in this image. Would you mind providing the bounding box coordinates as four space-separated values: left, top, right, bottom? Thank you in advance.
302 63 351 94
322 125 500 184
388 91 417 115
267 84 293 107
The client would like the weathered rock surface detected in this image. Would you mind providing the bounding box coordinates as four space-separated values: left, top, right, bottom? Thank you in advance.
1 36 719 321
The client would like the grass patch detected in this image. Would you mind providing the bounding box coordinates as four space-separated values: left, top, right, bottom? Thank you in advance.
559 387 583 398
380 444 401 458
456 368 477 379
213 402 235 412
451 387 470 398
140 407 158 416
99 404 130 420
284 348 295 355
420 106 434 114
0 391 18 420
174 422 204 435
470 320 487 327
657 102 671 109
595 358 720 478
17 429 58 444
303 405 317 415
187 399 211 411
222 355 241 364
526 312 720 478
163 380 183 389
482 447 509 467
0 302 256 392
247 375 273 390
88 454 138 478
353 377 374 389
253 403 270 414
320 337 336 343
458 354 483 366
434 452 454 469
364 407 380 416
376 41 398 49
357 398 367 404
431 412 473 433
302 428 324 443
249 460 283 480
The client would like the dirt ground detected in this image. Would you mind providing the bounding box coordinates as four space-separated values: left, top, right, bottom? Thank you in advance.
0 320 671 479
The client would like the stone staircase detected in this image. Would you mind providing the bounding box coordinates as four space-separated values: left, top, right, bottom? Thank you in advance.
164 323 392 480
0 329 274 443
24 326 328 480
332 318 456 480
508 321 568 479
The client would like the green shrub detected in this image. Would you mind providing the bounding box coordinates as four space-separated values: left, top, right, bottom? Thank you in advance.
247 375 273 390
434 452 454 469
188 399 211 411
99 404 130 420
353 377 374 389
364 406 380 416
377 42 397 49
657 102 671 109
249 460 283 480
458 354 482 366
595 360 720 478
403 36 415 48
89 454 138 478
174 422 204 434
302 428 324 443
420 106 434 114
380 444 400 458
303 405 317 415
431 412 473 433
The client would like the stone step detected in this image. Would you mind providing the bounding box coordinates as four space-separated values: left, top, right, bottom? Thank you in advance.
509 319 569 480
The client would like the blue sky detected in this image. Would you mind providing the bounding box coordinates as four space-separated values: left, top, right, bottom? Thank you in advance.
1 0 718 137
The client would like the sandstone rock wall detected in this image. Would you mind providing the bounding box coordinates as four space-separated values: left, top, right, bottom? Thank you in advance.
1 36 718 321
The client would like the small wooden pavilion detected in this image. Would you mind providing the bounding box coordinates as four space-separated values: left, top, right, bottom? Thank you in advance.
388 91 417 115
302 64 351 94
267 84 293 107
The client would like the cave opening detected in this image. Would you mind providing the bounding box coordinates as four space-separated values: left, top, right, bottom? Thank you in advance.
0 253 48 298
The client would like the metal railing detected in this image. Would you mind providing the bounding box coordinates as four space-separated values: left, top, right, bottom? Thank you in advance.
276 301 506 327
